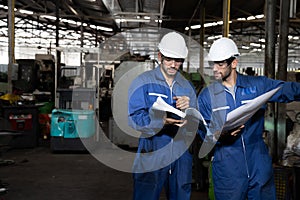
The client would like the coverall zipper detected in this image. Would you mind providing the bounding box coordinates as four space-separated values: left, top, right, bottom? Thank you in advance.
168 81 176 174
226 87 250 178
169 139 173 174
241 135 250 178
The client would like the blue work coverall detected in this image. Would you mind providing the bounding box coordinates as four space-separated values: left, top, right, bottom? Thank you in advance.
128 66 197 200
197 73 300 200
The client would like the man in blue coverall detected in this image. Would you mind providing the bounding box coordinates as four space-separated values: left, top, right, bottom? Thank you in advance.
197 37 300 200
128 32 198 200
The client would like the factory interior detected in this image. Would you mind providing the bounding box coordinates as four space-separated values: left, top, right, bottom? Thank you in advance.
0 0 300 199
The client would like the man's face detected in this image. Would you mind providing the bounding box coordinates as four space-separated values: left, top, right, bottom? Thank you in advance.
209 59 236 81
159 53 184 77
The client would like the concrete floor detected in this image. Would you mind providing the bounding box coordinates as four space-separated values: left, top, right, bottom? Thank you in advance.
0 141 209 200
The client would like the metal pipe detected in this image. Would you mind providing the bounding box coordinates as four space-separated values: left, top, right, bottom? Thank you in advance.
222 0 230 37
8 0 15 93
55 0 61 107
80 19 84 66
199 0 205 76
277 0 290 163
264 0 277 162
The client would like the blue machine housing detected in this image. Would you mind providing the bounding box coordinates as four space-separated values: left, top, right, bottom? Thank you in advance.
50 109 95 139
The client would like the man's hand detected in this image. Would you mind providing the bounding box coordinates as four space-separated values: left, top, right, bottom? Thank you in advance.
163 116 187 127
174 96 190 110
226 125 245 136
214 125 245 143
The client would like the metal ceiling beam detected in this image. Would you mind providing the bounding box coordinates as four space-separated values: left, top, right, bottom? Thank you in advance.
63 0 80 17
102 0 123 14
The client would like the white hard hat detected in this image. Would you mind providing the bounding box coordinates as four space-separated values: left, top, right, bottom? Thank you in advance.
158 32 188 59
207 37 240 61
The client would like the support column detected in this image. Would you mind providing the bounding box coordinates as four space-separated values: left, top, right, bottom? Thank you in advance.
55 0 61 107
8 0 15 93
264 0 277 161
222 0 230 37
199 0 205 76
277 0 290 163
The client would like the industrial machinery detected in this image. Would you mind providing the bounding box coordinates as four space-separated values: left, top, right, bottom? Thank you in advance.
109 60 154 148
286 70 300 125
50 62 98 152
0 54 55 148
50 108 96 151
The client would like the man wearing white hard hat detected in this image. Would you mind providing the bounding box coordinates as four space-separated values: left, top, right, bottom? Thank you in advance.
128 32 198 200
197 37 300 200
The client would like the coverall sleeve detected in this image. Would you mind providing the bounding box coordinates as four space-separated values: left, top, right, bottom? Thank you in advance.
128 80 164 136
263 77 300 102
197 89 212 140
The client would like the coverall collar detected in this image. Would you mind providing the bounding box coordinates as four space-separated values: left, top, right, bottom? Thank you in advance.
211 72 252 96
235 72 254 89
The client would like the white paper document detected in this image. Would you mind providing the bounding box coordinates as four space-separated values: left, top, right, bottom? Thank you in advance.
152 96 206 125
222 87 281 131
152 87 280 132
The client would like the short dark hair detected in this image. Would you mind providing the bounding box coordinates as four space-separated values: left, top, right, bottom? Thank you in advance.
225 57 236 66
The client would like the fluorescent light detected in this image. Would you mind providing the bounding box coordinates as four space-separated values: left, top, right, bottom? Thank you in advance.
97 26 113 32
237 17 246 21
61 18 78 25
247 16 256 20
115 18 150 23
90 25 113 32
191 24 201 29
255 14 264 19
185 20 224 30
250 43 261 47
0 5 8 9
207 35 222 40
40 15 57 20
259 38 265 43
19 9 33 15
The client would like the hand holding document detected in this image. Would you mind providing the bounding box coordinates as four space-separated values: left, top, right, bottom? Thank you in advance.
152 96 207 125
152 87 280 134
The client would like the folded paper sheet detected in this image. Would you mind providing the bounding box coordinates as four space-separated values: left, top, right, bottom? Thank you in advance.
152 86 280 133
223 87 281 131
152 96 207 125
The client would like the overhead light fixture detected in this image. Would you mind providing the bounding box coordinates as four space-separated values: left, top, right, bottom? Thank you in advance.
89 24 112 31
19 9 33 15
97 26 113 32
237 17 247 21
255 14 264 19
66 5 78 15
0 5 8 9
242 46 250 50
40 15 57 20
247 16 256 20
185 20 224 30
250 43 261 47
61 18 78 25
115 18 151 23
